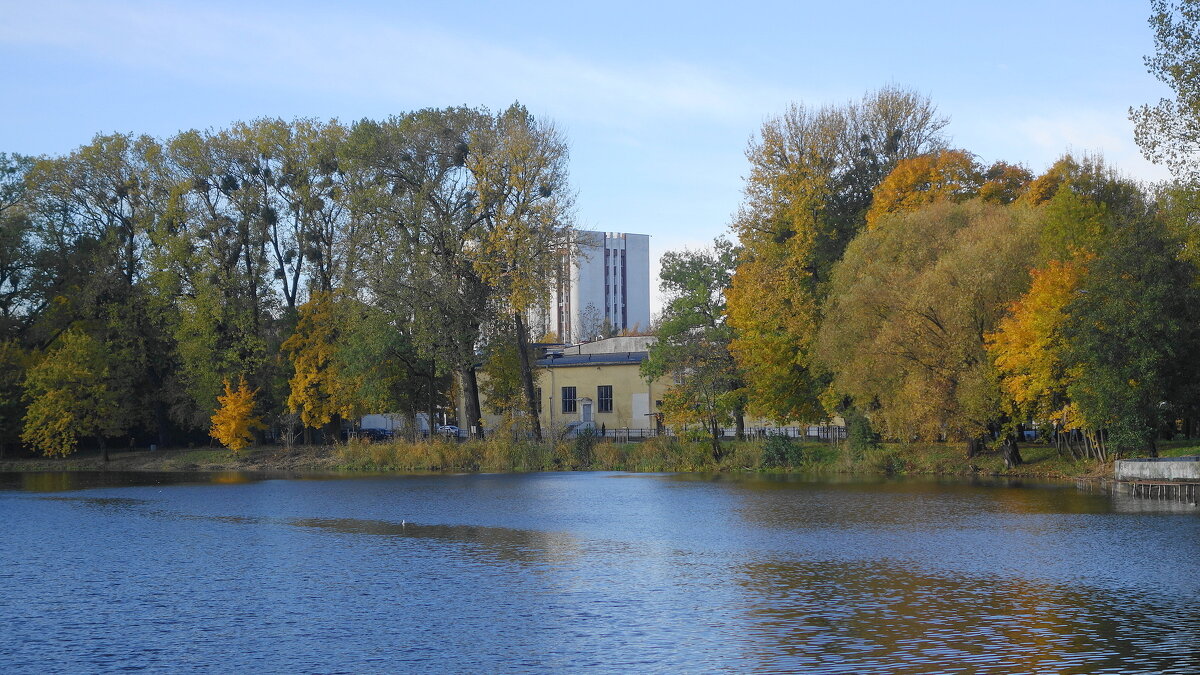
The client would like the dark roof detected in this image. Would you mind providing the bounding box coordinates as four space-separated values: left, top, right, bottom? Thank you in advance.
536 351 648 368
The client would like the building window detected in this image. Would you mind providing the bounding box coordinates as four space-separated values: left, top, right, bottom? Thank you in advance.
597 385 613 413
535 386 543 414
604 248 610 320
621 249 628 329
562 386 577 414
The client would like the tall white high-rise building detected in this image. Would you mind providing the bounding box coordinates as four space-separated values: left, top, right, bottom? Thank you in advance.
545 230 650 344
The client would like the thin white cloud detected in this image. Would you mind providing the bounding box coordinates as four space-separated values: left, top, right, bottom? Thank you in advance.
1011 110 1172 183
1 1 789 129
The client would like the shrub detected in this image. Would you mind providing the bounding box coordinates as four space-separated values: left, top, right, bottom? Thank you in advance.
863 448 905 474
725 440 764 469
845 409 880 457
592 442 627 470
762 432 804 468
571 427 598 468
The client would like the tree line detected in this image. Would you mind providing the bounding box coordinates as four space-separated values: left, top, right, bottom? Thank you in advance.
0 103 572 458
646 1 1200 461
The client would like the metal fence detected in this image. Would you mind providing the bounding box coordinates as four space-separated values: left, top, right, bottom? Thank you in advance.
344 424 848 443
590 425 847 442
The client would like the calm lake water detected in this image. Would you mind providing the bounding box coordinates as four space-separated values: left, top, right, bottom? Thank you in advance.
1 471 1197 673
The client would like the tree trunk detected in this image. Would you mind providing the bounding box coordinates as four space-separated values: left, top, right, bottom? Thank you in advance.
155 400 170 448
966 436 983 458
324 413 342 445
735 408 745 441
513 312 543 442
459 365 484 440
1002 434 1023 468
710 418 722 461
427 365 437 442
99 436 109 463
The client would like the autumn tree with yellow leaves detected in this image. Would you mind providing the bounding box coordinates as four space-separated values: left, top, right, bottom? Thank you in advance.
864 150 982 230
816 201 1039 453
863 150 1033 230
727 86 949 423
210 375 263 453
282 291 361 442
986 260 1086 454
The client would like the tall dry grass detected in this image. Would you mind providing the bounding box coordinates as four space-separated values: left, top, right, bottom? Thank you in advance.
332 434 1083 477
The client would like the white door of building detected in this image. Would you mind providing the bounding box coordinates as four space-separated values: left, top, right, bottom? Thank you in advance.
581 400 593 424
631 393 649 427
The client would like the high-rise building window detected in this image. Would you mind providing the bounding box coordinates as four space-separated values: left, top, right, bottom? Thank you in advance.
597 385 613 413
621 249 628 329
562 386 577 414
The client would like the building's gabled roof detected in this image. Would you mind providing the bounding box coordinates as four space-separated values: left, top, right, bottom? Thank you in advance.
536 351 648 368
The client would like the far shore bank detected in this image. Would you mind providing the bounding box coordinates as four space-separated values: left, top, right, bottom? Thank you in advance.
4 436 1194 481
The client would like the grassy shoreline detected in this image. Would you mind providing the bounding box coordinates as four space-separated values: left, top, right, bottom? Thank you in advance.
4 436 1195 480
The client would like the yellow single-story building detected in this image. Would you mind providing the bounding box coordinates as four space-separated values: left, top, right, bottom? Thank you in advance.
534 336 667 437
462 336 669 437
464 335 841 439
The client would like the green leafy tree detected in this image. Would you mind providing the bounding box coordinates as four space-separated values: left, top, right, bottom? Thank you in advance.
162 127 278 430
334 301 445 435
21 329 120 459
1131 0 1200 443
642 238 744 458
468 103 574 441
25 134 175 445
348 108 492 438
0 153 37 339
986 155 1193 461
1131 0 1200 182
1061 216 1200 457
478 323 532 419
1032 155 1143 264
0 339 30 457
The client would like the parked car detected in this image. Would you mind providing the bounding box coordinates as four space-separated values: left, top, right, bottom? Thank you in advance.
437 425 462 437
344 428 394 442
361 428 394 442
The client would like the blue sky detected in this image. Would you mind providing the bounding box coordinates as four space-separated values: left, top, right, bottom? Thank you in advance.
0 0 1174 311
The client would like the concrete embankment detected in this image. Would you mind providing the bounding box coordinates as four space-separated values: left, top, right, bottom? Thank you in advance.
1114 456 1200 481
